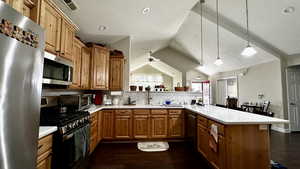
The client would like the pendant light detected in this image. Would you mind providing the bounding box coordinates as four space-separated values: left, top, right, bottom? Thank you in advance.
200 0 204 66
241 0 257 57
214 0 223 66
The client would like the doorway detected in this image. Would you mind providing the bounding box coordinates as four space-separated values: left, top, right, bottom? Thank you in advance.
287 67 300 132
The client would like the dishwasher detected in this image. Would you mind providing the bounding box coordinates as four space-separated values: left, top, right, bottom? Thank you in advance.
186 111 197 149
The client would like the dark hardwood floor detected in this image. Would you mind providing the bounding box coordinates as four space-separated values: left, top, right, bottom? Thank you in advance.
87 131 300 169
88 142 211 169
270 131 300 169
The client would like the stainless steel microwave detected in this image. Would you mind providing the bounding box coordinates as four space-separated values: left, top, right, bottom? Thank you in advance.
43 52 73 85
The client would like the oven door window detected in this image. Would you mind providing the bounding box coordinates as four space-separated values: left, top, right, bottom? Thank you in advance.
43 59 72 81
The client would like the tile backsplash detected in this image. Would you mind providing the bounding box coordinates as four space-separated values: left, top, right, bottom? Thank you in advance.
111 91 202 105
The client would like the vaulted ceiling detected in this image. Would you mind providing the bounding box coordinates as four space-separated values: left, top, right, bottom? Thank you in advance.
55 0 300 75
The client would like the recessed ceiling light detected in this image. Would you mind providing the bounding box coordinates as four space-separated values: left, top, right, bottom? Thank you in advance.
98 25 107 31
282 7 295 14
142 7 151 14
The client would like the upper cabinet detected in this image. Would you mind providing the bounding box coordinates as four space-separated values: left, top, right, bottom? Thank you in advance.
109 52 124 91
70 38 83 88
40 0 61 55
60 20 75 61
39 0 77 61
80 47 91 89
90 45 110 90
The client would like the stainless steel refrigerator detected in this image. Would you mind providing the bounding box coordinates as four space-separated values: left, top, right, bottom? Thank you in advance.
0 2 45 169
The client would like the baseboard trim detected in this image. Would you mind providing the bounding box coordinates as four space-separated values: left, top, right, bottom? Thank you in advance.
271 126 290 133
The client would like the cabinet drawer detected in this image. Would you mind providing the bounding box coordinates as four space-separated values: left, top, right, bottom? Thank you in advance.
208 120 225 136
151 109 168 115
197 115 208 127
37 135 53 156
115 109 132 115
168 109 183 115
133 109 150 115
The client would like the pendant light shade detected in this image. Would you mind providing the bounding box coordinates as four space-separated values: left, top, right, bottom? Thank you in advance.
214 57 223 66
241 0 257 57
241 45 257 57
214 0 223 66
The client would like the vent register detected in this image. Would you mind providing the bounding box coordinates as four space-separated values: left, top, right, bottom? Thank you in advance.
62 0 78 11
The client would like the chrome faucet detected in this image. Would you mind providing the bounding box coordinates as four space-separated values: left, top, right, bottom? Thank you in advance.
147 89 152 105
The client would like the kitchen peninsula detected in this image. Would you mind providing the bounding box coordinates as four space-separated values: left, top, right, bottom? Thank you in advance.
87 104 288 169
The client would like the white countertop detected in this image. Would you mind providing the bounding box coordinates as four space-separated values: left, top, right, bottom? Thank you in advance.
39 126 57 139
87 104 289 125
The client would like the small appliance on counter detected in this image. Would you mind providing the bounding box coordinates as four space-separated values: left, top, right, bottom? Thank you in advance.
103 94 113 105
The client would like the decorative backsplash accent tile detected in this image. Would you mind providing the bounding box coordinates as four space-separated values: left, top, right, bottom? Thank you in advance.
0 18 39 48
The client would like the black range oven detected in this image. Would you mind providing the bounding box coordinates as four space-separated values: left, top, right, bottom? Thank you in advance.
40 106 90 169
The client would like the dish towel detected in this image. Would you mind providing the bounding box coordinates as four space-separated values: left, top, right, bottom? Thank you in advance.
209 124 218 153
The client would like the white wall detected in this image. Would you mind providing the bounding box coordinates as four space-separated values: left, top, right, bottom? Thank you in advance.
287 54 300 67
186 69 208 87
210 60 287 130
110 37 131 91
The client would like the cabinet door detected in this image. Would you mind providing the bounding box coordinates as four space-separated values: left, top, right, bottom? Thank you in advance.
40 0 61 54
133 115 150 139
60 20 74 61
91 45 109 90
89 113 98 153
197 124 209 159
71 38 82 88
151 114 168 138
208 136 226 169
8 0 24 13
109 57 124 91
102 110 114 139
97 111 102 143
168 114 184 138
115 112 132 139
37 154 52 169
80 47 91 89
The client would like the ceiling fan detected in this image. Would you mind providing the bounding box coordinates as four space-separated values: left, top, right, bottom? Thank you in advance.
145 50 160 63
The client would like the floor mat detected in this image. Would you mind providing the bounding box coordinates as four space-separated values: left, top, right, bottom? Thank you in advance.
137 142 169 152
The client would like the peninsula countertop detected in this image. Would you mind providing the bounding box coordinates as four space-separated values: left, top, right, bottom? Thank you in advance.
87 104 289 125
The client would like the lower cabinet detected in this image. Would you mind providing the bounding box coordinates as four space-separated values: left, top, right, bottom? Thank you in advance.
151 110 168 138
133 109 150 139
102 110 114 139
37 134 53 169
168 110 185 138
89 112 98 154
197 115 226 169
115 110 132 139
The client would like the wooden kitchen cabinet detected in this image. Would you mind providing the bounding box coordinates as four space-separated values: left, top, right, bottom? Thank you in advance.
208 135 226 169
168 109 185 138
80 47 91 89
197 123 209 159
70 37 83 88
89 113 98 154
40 0 61 55
60 19 75 60
102 110 114 139
115 110 132 139
6 0 24 13
109 53 124 91
150 110 168 138
90 45 110 90
37 134 53 169
133 109 150 139
97 111 102 143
